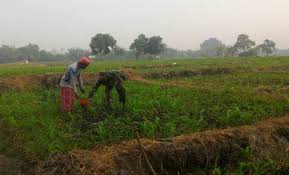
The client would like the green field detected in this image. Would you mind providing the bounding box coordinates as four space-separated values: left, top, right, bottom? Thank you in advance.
1 57 289 173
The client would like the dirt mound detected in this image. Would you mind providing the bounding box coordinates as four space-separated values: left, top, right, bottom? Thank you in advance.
145 67 239 79
121 68 151 84
124 64 178 70
0 75 38 92
39 117 289 175
255 86 289 101
0 73 99 93
0 70 148 93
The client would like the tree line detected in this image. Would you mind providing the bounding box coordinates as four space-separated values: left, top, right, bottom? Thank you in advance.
89 33 166 59
88 33 277 59
0 33 283 63
199 34 276 57
0 44 91 63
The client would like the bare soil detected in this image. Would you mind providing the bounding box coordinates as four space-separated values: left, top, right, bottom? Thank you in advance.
0 155 18 175
144 67 241 79
0 69 150 93
0 73 98 92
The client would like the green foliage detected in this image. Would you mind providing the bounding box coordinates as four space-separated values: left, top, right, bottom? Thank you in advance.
2 57 289 165
94 121 110 141
90 33 117 57
212 167 222 175
241 146 254 161
260 39 276 56
0 45 18 62
200 38 225 57
17 43 40 60
66 48 88 60
210 146 282 175
130 34 149 58
145 36 166 56
130 34 165 58
238 159 277 175
140 117 160 138
223 107 255 127
233 34 256 56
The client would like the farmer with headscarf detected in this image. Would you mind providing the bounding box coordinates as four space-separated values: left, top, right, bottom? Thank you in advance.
60 57 90 112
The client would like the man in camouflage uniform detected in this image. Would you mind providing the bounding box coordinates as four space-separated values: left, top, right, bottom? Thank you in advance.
88 70 128 109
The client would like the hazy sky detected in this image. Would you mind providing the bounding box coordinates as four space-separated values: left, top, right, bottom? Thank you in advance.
0 0 289 50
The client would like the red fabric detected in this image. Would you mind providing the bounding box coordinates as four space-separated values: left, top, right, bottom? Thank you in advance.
79 57 90 65
61 87 75 112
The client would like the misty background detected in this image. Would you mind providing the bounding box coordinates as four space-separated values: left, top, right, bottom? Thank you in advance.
0 0 289 62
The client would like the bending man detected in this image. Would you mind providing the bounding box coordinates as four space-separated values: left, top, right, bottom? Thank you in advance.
88 70 127 109
60 57 90 112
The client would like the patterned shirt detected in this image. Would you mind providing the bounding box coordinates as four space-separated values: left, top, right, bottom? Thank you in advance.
60 62 84 93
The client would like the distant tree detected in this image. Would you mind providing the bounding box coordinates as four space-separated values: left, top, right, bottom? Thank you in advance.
200 38 225 57
0 45 17 60
216 46 227 57
39 50 52 59
130 34 149 58
38 50 64 61
233 34 255 56
113 46 126 56
223 46 237 57
259 39 276 56
17 43 40 60
66 48 87 60
90 33 117 58
162 47 191 58
145 36 166 57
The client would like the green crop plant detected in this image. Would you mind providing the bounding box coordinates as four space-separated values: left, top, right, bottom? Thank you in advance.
2 56 289 171
140 117 160 138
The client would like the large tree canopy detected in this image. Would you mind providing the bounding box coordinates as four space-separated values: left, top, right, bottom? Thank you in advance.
90 33 117 57
200 38 225 57
130 34 165 58
145 36 166 56
67 48 88 60
17 43 40 60
260 39 276 56
0 45 17 60
129 34 149 58
233 34 256 53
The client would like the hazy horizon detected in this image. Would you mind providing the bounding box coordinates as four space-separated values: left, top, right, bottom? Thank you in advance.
0 0 289 50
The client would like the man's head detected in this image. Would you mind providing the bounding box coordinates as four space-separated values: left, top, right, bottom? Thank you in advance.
78 57 90 69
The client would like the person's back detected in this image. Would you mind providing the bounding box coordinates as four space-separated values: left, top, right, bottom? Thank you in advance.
60 62 81 91
60 57 90 112
89 70 127 109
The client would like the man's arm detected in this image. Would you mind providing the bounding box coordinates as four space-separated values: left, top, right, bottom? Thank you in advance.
88 80 102 98
77 73 84 93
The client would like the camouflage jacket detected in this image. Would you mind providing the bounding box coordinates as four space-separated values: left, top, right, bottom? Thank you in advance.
98 70 128 82
88 70 127 98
